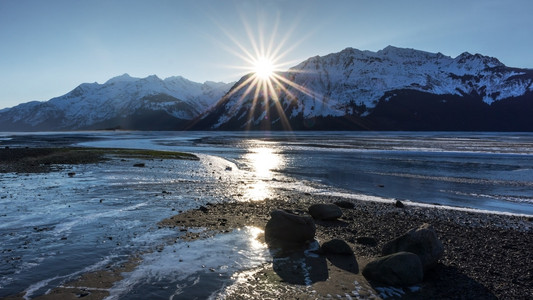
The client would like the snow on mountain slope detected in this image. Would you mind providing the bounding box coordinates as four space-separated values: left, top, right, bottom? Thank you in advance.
2 46 532 131
282 46 528 113
206 46 532 129
0 74 234 130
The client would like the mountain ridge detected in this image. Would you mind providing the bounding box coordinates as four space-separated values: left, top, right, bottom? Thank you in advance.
0 74 234 131
196 46 533 131
1 46 532 131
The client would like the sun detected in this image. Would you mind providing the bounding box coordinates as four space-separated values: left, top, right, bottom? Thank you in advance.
253 57 275 80
213 13 316 130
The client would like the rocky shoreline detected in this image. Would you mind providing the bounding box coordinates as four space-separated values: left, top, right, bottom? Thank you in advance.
160 192 533 299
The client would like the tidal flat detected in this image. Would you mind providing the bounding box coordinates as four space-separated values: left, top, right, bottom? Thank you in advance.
1 133 532 299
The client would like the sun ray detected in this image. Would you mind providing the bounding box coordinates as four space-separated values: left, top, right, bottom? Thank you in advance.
266 76 293 130
269 75 295 98
272 73 317 99
225 75 256 99
241 13 263 60
204 9 324 131
246 76 264 130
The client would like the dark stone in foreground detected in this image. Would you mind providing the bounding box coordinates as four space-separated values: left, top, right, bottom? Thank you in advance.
265 210 316 247
321 239 354 255
308 203 343 220
334 200 355 209
356 236 378 247
395 200 405 208
382 223 443 270
363 251 424 286
157 195 531 299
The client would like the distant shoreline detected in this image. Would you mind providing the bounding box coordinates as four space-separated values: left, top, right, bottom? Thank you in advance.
0 146 198 173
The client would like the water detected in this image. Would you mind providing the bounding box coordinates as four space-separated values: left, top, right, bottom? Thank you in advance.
1 131 532 299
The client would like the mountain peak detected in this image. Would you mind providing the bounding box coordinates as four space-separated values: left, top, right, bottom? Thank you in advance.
144 74 161 81
454 52 503 68
381 45 401 52
165 75 187 82
377 45 436 59
105 73 137 84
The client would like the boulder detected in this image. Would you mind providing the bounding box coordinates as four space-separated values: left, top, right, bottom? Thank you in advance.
334 200 355 209
356 236 378 247
308 204 343 220
265 210 316 247
321 239 354 255
382 223 443 270
362 252 424 286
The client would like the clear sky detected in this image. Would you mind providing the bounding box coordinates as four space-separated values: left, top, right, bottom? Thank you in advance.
1 0 532 109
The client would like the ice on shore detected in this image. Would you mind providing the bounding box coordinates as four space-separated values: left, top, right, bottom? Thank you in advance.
105 226 269 299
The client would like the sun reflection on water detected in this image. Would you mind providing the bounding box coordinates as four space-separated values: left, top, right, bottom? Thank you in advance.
246 226 266 250
248 147 282 179
244 145 284 201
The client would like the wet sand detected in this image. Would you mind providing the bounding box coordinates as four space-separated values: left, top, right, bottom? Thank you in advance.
2 147 532 299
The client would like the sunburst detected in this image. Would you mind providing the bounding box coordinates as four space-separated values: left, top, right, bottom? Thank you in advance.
253 57 275 80
213 14 316 130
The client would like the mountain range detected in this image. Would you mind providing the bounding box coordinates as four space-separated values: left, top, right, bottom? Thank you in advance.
0 75 234 131
2 46 532 131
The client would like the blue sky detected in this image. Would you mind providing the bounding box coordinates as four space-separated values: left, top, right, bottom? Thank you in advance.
1 0 532 109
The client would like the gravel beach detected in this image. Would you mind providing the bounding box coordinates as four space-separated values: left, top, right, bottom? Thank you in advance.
159 192 533 299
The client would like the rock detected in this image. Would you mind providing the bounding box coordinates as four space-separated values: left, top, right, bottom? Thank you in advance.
356 236 378 247
308 204 342 220
395 200 404 208
67 172 76 177
265 210 316 247
382 223 443 270
76 291 90 298
133 163 145 167
334 200 355 209
363 252 424 286
321 239 354 255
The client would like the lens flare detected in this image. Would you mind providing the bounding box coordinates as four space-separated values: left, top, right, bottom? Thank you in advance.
253 57 275 80
209 11 320 130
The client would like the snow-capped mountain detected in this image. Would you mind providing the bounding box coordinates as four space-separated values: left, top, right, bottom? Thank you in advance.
198 46 533 131
2 46 532 131
0 74 234 131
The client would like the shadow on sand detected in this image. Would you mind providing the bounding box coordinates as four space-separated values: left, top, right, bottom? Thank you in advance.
366 264 498 299
270 240 359 286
